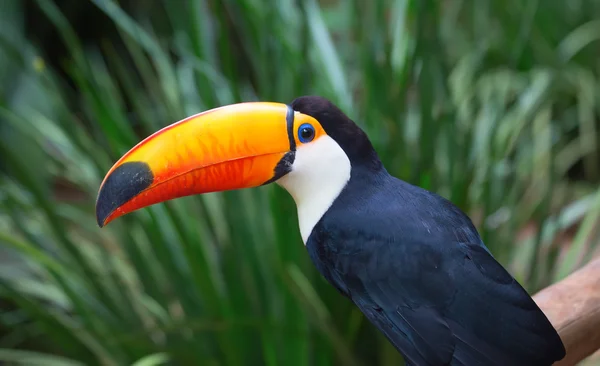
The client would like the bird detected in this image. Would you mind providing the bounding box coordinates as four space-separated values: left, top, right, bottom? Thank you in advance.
96 96 566 366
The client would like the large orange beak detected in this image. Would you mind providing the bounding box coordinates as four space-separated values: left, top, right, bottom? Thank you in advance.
95 102 297 227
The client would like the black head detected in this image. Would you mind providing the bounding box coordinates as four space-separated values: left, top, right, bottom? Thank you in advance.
290 96 381 170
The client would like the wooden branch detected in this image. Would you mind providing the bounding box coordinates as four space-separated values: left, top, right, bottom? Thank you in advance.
533 257 600 366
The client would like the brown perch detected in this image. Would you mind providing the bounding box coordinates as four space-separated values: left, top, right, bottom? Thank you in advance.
533 257 600 365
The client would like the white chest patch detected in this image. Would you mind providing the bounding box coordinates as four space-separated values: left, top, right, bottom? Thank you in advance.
276 135 351 244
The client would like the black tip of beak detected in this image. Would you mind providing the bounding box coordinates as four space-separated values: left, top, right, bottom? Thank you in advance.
95 161 154 227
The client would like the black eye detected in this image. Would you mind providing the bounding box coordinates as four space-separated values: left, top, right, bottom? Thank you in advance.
298 123 315 143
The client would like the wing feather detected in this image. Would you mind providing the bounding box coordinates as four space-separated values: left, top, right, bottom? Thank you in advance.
307 177 565 365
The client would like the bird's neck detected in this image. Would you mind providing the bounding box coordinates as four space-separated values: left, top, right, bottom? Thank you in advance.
276 136 352 244
277 136 386 244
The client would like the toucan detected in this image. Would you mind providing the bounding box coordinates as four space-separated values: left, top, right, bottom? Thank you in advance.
96 96 565 365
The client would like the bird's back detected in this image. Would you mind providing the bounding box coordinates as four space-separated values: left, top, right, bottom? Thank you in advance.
306 170 565 365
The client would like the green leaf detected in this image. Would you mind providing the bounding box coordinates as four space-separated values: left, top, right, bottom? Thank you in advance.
131 353 170 366
0 349 85 366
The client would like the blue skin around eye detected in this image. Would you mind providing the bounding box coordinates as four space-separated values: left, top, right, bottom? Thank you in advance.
298 123 315 143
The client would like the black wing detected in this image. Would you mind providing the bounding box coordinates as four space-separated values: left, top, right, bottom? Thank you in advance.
307 182 565 366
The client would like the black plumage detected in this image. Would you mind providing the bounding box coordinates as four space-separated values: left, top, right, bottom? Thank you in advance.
291 96 565 366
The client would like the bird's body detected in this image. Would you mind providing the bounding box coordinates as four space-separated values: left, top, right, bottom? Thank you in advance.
96 95 566 365
306 164 563 365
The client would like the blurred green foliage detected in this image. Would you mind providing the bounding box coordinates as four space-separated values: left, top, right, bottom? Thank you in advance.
0 0 599 365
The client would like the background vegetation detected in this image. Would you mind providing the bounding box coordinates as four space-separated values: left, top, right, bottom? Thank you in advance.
1 0 599 365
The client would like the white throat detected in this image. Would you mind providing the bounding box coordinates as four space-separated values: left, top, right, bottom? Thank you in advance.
277 135 351 244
